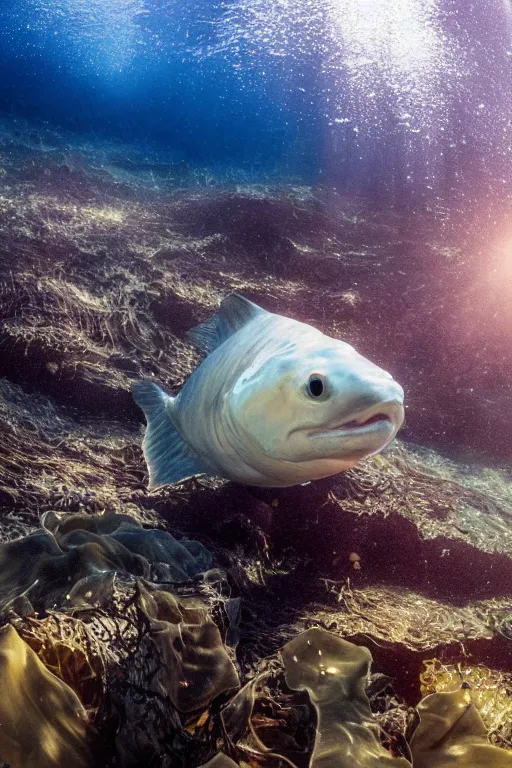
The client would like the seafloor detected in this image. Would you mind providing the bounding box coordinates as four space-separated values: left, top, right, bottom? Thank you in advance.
1 119 512 767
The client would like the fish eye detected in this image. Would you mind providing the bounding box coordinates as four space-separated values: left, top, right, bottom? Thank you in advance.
306 374 327 399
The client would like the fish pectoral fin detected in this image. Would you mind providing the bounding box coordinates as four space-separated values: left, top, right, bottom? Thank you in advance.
186 293 266 356
131 381 214 488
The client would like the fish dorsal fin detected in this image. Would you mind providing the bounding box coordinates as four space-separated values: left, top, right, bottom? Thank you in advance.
186 294 266 356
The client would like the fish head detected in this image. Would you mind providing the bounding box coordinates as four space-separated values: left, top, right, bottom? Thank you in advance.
229 336 404 471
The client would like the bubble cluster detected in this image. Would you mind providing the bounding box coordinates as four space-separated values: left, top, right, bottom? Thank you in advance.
0 0 511 204
210 0 512 202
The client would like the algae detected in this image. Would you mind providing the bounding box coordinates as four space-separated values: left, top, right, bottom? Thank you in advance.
0 624 92 768
199 755 240 768
419 658 512 746
0 512 211 614
282 627 410 767
137 582 240 713
410 689 512 767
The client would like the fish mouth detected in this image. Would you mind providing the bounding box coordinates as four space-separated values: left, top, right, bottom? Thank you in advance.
310 402 404 442
336 412 391 430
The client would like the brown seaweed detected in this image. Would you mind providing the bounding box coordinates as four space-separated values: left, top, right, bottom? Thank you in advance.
0 512 212 614
410 689 512 767
219 667 314 767
0 624 92 768
282 627 411 767
137 582 240 713
419 658 512 745
198 754 240 768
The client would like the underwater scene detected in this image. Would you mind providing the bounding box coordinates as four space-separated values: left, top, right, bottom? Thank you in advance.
0 0 512 766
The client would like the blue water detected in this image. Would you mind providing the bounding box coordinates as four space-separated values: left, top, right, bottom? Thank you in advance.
0 0 511 204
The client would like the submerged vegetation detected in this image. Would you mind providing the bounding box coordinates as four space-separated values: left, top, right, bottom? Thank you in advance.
0 121 512 765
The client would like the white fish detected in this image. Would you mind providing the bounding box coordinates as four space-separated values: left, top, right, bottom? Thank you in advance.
132 294 405 489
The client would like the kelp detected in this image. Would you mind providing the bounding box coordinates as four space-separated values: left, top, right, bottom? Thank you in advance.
220 667 313 767
280 629 512 768
281 627 410 767
0 511 212 614
3 514 512 767
0 624 92 768
410 689 512 767
199 754 240 768
0 512 232 765
136 582 240 713
15 611 109 711
419 658 512 746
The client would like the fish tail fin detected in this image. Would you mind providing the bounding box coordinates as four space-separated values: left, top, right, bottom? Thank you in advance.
131 381 212 488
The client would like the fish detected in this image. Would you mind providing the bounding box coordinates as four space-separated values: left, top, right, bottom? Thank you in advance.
132 294 405 489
